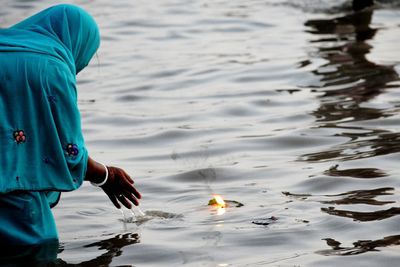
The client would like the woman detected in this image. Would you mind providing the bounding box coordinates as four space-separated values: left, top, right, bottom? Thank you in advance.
0 4 141 247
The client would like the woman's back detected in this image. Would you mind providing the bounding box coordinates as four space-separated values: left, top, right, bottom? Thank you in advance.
0 49 87 193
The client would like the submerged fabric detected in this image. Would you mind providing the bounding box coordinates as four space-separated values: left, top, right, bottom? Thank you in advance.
0 241 59 266
0 4 100 194
0 191 58 245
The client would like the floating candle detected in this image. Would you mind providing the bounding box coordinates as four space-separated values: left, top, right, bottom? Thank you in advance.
208 194 226 208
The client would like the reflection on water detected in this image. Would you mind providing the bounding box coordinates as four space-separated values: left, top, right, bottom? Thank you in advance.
322 206 400 221
302 129 400 162
300 2 400 257
318 235 400 256
56 233 139 267
324 164 387 178
301 2 399 164
284 187 395 206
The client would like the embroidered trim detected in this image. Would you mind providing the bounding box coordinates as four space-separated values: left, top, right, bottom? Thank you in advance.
66 143 79 157
14 130 26 144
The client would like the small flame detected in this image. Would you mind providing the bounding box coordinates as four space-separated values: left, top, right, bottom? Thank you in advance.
212 194 226 208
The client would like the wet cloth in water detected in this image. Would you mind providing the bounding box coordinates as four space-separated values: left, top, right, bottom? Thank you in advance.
0 4 100 244
0 191 58 246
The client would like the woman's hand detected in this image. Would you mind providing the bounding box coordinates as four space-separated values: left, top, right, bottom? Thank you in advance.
85 157 141 209
100 166 141 209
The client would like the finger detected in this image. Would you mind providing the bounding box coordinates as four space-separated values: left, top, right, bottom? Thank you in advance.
106 192 121 209
124 183 142 199
121 171 134 184
125 174 134 184
132 186 141 199
118 194 132 209
124 191 139 206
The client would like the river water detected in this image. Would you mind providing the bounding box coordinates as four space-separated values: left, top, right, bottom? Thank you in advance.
2 0 400 266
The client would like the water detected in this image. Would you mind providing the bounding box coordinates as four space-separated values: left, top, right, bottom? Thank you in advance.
2 0 400 266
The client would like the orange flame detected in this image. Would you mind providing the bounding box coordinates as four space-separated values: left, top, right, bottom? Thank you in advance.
212 194 226 208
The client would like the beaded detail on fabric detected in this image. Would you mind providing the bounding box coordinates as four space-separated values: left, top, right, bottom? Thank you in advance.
66 143 79 157
48 95 57 103
14 130 26 144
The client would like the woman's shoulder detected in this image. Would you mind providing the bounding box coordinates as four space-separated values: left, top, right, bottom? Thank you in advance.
26 53 76 85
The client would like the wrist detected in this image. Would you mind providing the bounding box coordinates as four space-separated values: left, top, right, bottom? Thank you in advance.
91 163 108 187
85 157 108 184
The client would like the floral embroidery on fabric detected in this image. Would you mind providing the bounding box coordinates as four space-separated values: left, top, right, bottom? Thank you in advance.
48 95 57 103
14 130 26 144
66 144 79 157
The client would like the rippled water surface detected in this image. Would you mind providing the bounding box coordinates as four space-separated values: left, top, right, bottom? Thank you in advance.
3 0 400 266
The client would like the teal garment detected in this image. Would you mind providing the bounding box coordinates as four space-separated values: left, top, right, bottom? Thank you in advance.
0 191 58 246
0 4 100 194
0 239 59 266
0 4 100 246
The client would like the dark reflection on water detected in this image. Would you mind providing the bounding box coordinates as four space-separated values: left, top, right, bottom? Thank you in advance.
318 235 400 256
301 3 400 164
320 187 395 206
284 187 395 206
323 164 387 178
297 3 400 257
301 130 400 162
322 206 400 222
55 233 139 267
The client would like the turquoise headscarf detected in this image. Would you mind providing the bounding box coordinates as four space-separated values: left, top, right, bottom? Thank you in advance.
0 4 100 195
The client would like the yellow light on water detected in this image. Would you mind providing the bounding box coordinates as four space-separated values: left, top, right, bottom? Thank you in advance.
212 194 226 208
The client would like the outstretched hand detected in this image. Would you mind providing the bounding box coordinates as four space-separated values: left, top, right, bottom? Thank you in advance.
100 166 142 209
85 157 142 209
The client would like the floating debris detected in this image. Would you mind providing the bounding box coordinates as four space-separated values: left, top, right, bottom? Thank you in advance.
252 216 278 226
225 200 244 208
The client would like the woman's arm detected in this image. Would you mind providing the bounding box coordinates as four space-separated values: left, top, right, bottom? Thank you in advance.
85 157 141 209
